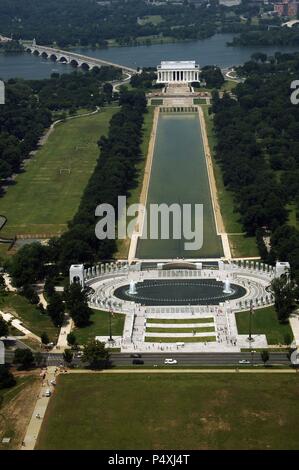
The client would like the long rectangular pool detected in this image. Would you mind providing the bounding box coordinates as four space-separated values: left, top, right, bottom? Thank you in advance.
136 111 223 259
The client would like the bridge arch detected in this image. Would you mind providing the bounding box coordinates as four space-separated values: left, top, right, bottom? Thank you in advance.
81 62 90 70
41 51 48 58
49 54 58 61
70 59 79 67
58 56 68 63
33 49 40 56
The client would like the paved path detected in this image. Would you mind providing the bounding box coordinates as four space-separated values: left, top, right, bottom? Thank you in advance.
67 368 298 374
55 313 74 351
3 273 16 292
290 312 299 348
22 366 59 450
0 310 41 342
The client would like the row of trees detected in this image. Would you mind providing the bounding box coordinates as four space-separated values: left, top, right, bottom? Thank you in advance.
212 52 299 315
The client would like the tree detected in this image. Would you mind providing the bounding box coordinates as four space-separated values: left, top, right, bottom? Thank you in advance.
47 293 65 327
14 348 34 369
260 350 269 366
64 284 91 327
44 277 55 298
8 243 47 288
63 348 73 365
270 273 296 323
67 332 77 347
41 332 50 345
21 285 39 305
83 340 109 369
0 317 9 337
0 365 16 389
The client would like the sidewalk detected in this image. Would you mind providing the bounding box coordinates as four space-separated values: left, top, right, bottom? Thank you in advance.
22 366 58 450
0 310 41 342
54 313 74 351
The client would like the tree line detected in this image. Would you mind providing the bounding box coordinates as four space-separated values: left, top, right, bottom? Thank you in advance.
211 52 299 285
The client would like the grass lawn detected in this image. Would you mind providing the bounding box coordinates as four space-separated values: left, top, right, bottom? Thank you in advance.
0 292 58 342
74 310 125 345
194 98 207 104
235 306 293 345
201 105 258 257
138 15 163 26
146 317 214 324
116 107 155 258
0 107 116 238
37 373 299 449
0 374 40 450
146 327 215 333
221 80 238 92
151 98 163 105
145 336 215 343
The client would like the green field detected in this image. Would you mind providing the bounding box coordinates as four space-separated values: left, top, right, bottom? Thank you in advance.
0 292 58 341
74 310 125 344
145 336 215 343
146 326 215 333
0 108 116 239
37 373 299 450
146 317 214 324
201 105 258 257
235 306 293 345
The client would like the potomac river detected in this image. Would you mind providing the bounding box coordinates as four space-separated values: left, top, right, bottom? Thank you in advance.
1 33 299 80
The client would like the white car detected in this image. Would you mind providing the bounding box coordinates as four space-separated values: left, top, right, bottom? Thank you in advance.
238 359 250 364
164 358 178 365
45 389 52 397
75 351 84 358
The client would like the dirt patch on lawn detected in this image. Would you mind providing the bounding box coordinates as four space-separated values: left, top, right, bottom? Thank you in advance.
0 374 40 450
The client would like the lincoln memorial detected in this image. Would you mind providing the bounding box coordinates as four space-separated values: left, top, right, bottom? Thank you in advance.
156 60 200 84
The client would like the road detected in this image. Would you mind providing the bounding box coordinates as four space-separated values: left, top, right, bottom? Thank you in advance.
4 350 292 367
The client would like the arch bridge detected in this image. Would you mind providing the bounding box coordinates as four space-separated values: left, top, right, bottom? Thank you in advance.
25 44 137 75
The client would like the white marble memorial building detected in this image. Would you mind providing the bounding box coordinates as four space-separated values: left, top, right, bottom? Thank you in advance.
156 60 200 84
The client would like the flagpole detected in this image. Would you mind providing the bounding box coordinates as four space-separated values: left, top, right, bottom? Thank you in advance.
248 300 253 342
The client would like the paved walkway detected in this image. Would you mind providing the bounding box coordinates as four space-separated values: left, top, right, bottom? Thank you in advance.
290 312 299 348
55 313 74 351
22 366 59 450
0 310 41 342
67 368 298 374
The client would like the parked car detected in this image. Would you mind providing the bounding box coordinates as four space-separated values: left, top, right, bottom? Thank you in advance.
164 358 178 365
132 359 144 365
238 359 250 364
75 351 84 358
130 353 141 358
45 389 52 397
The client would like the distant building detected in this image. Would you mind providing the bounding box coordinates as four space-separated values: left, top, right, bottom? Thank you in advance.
274 1 299 17
157 60 200 83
